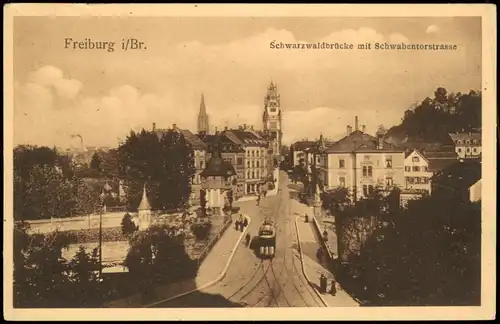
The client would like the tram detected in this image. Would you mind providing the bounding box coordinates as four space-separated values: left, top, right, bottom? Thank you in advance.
258 219 276 258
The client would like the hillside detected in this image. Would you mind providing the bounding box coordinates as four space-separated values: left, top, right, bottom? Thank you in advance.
385 88 481 145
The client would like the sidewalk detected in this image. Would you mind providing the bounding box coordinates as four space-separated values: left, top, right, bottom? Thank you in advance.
104 215 249 308
295 214 359 307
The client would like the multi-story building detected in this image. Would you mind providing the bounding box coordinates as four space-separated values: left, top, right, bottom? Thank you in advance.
154 123 208 205
318 121 405 201
290 140 316 167
448 132 482 160
224 127 271 195
431 159 481 202
404 149 433 194
197 132 246 199
262 81 283 166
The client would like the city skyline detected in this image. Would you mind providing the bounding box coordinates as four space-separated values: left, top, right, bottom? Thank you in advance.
13 17 481 148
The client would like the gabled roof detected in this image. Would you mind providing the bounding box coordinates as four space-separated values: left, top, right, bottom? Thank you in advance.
405 149 429 163
196 134 245 153
291 140 316 151
138 185 151 211
224 130 268 147
449 132 481 142
324 130 404 153
155 128 208 151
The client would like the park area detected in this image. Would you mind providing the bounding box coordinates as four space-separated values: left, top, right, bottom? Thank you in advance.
27 209 233 273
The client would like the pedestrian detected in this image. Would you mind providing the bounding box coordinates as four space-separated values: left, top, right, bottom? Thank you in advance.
316 247 323 261
329 279 337 296
243 217 248 228
235 220 240 230
245 233 251 246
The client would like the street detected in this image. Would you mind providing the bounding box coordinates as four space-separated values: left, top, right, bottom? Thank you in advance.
152 171 324 307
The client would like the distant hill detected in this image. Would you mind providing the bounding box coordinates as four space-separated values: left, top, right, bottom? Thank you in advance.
385 88 481 145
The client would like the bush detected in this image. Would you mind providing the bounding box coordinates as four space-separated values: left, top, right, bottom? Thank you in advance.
190 221 213 240
121 213 138 235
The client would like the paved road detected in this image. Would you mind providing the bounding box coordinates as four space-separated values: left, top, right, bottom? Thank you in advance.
154 171 324 307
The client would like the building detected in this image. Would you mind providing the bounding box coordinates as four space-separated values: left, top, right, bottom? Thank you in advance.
290 140 316 167
319 119 405 201
431 160 481 202
404 149 433 194
448 132 482 160
197 93 210 135
200 148 237 212
224 127 272 195
154 123 208 205
197 131 246 199
262 81 283 166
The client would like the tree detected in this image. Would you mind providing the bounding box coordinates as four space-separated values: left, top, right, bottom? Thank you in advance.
100 149 120 179
124 224 197 296
118 129 196 211
13 227 75 307
67 246 101 307
15 165 78 220
121 212 138 235
90 153 102 171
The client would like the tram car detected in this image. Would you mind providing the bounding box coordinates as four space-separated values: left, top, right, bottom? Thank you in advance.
258 219 276 258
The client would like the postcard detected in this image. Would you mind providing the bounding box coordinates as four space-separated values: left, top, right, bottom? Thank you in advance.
3 3 496 321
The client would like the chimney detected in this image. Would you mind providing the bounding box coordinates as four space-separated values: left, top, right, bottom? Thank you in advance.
172 123 177 130
361 125 366 133
224 126 228 131
152 122 156 131
355 116 359 131
346 125 352 136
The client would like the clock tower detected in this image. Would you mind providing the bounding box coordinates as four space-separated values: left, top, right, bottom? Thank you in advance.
263 81 282 165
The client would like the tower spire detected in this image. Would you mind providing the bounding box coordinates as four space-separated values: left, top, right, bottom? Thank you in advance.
138 183 151 211
197 92 209 134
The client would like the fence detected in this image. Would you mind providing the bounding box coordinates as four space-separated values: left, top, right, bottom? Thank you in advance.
196 216 233 268
312 215 334 262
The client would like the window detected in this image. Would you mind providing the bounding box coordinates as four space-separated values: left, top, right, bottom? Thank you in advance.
339 159 345 168
457 148 462 153
385 158 393 168
247 161 250 168
252 151 255 157
270 107 276 113
369 185 374 195
386 177 393 187
362 166 367 177
363 185 369 196
339 177 346 187
237 157 243 165
368 166 373 177
252 171 255 179
251 161 255 168
256 161 260 168
473 148 477 153
466 140 470 144
466 148 470 152
405 166 411 172
422 166 428 172
256 150 259 157
412 166 420 172
247 171 250 179
412 156 420 163
457 140 462 145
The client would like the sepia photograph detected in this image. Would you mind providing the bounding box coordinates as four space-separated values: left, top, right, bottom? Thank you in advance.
3 3 496 321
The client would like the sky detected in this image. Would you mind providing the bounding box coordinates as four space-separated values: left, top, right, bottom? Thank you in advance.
12 16 481 148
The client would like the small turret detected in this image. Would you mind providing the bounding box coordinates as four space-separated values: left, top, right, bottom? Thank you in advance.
137 184 152 230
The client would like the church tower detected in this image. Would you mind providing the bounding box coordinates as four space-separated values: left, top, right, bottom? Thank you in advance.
263 81 282 165
197 93 210 135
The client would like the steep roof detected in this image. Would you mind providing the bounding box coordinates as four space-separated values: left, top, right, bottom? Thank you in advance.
177 128 208 151
291 140 316 151
200 152 237 177
155 128 208 151
137 185 151 211
325 130 404 153
197 134 245 153
449 132 482 143
224 129 268 147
